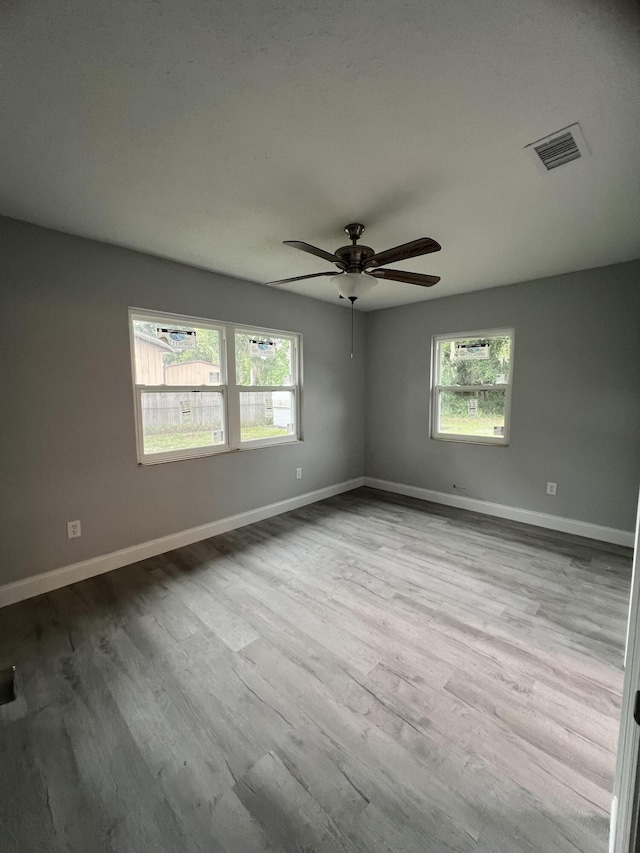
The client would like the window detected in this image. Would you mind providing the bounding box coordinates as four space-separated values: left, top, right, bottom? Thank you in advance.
129 309 301 463
431 328 514 445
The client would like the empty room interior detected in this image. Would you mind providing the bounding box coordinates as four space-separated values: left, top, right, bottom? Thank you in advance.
1 1 640 852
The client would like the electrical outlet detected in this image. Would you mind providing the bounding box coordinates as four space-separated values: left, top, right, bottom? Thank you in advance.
296 468 302 480
546 482 557 496
67 520 81 539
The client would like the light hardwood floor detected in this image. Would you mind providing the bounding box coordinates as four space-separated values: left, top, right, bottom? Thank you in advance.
0 488 632 852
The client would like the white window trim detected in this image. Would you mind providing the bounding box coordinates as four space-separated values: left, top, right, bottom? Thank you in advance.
430 327 515 447
129 308 302 464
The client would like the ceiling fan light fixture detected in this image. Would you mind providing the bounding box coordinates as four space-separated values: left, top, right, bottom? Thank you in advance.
332 272 376 301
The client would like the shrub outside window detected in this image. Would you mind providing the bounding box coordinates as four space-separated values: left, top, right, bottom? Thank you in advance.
129 309 301 463
431 328 514 445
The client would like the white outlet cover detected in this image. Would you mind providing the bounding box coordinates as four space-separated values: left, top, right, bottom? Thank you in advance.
67 520 82 538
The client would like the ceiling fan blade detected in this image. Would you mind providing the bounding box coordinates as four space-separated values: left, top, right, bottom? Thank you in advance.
368 268 440 287
283 241 346 269
364 237 441 268
266 271 343 286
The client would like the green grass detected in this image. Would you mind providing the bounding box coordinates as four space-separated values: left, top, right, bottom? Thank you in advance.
439 415 504 437
144 425 290 454
240 426 290 442
144 432 217 453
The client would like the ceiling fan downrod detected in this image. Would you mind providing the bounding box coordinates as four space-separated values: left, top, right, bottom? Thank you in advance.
345 223 366 245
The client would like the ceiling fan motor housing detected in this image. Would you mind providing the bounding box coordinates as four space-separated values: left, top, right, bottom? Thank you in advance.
335 243 375 273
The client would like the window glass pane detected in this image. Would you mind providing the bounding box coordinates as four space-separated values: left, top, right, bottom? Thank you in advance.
140 391 225 455
132 319 221 386
239 391 295 442
439 335 511 386
438 389 506 438
235 332 293 386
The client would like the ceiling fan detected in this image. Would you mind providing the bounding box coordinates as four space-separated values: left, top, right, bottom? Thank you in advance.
266 223 441 303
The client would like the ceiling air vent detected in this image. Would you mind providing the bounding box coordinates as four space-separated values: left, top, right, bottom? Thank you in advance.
525 123 589 174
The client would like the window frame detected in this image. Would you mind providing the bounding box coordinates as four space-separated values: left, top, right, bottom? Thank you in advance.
233 326 301 451
129 308 302 465
430 327 515 446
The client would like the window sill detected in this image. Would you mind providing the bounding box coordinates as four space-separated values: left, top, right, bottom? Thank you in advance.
431 434 509 447
137 438 302 465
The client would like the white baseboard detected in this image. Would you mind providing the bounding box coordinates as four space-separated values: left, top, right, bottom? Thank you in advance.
363 477 634 548
0 477 365 609
2 474 630 609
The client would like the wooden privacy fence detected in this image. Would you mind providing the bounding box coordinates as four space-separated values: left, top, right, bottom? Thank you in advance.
141 392 222 430
141 391 291 430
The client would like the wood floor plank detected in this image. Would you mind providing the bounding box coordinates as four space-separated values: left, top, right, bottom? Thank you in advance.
0 487 631 852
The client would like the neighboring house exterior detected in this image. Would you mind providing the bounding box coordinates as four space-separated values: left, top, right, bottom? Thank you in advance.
133 332 174 385
164 361 220 385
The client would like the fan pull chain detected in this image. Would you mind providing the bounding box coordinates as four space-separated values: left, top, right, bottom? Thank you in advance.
349 297 358 358
347 296 359 357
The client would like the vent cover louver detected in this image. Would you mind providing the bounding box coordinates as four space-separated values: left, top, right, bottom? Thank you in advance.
525 123 589 174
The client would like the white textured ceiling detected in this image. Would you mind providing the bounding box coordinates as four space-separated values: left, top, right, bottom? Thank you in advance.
1 0 639 310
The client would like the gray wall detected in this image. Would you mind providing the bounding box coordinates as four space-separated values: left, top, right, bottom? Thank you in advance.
365 261 640 532
0 217 366 585
1 215 638 590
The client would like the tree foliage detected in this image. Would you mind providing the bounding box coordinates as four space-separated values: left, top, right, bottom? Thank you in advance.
235 333 292 386
440 336 510 386
439 335 511 418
